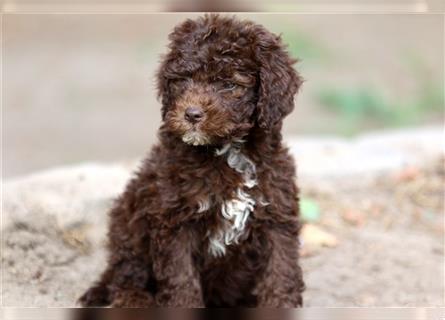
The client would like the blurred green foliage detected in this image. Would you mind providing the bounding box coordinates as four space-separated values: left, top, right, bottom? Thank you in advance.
317 84 443 135
315 52 444 135
300 197 321 223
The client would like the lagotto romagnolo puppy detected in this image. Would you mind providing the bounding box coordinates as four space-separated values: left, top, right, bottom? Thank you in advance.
79 14 305 308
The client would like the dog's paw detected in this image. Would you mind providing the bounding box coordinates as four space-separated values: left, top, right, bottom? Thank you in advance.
78 284 110 307
111 289 155 308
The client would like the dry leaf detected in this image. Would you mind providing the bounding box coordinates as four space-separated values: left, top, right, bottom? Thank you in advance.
342 209 366 227
301 224 339 248
393 166 421 183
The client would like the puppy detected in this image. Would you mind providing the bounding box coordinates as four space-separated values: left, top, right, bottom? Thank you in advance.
79 14 304 307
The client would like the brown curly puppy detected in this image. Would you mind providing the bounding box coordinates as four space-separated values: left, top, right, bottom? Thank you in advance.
79 14 304 308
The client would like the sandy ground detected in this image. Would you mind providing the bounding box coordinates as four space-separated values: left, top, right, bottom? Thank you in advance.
2 128 443 307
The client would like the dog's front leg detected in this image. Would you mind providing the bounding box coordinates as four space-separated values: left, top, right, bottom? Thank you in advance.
253 228 305 307
152 227 204 307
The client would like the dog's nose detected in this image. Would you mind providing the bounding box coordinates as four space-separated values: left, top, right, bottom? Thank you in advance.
184 106 204 124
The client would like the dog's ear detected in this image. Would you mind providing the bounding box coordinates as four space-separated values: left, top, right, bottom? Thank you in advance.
255 28 303 130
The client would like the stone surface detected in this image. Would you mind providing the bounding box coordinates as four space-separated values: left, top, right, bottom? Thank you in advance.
288 126 443 178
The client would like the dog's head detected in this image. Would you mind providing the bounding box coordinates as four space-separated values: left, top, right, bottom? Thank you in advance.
157 14 303 146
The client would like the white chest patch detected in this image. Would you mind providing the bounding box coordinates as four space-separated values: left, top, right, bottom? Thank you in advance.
208 141 260 257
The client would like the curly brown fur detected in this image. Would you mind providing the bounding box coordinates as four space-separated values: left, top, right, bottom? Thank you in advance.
79 14 304 308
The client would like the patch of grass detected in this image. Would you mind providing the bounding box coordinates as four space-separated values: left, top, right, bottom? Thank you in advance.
316 84 443 135
315 53 444 135
318 87 391 121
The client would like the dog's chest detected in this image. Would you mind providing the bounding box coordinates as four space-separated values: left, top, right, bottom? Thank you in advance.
199 142 265 257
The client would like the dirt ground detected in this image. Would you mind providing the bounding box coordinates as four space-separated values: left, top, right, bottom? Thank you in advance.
300 158 444 306
2 142 443 307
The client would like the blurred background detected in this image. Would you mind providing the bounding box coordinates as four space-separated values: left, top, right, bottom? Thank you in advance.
3 12 443 177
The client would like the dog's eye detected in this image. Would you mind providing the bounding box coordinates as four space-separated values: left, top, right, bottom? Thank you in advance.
170 79 187 92
171 78 186 85
220 81 238 91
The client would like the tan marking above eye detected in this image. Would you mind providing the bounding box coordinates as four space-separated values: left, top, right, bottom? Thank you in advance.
232 86 247 97
232 73 254 86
